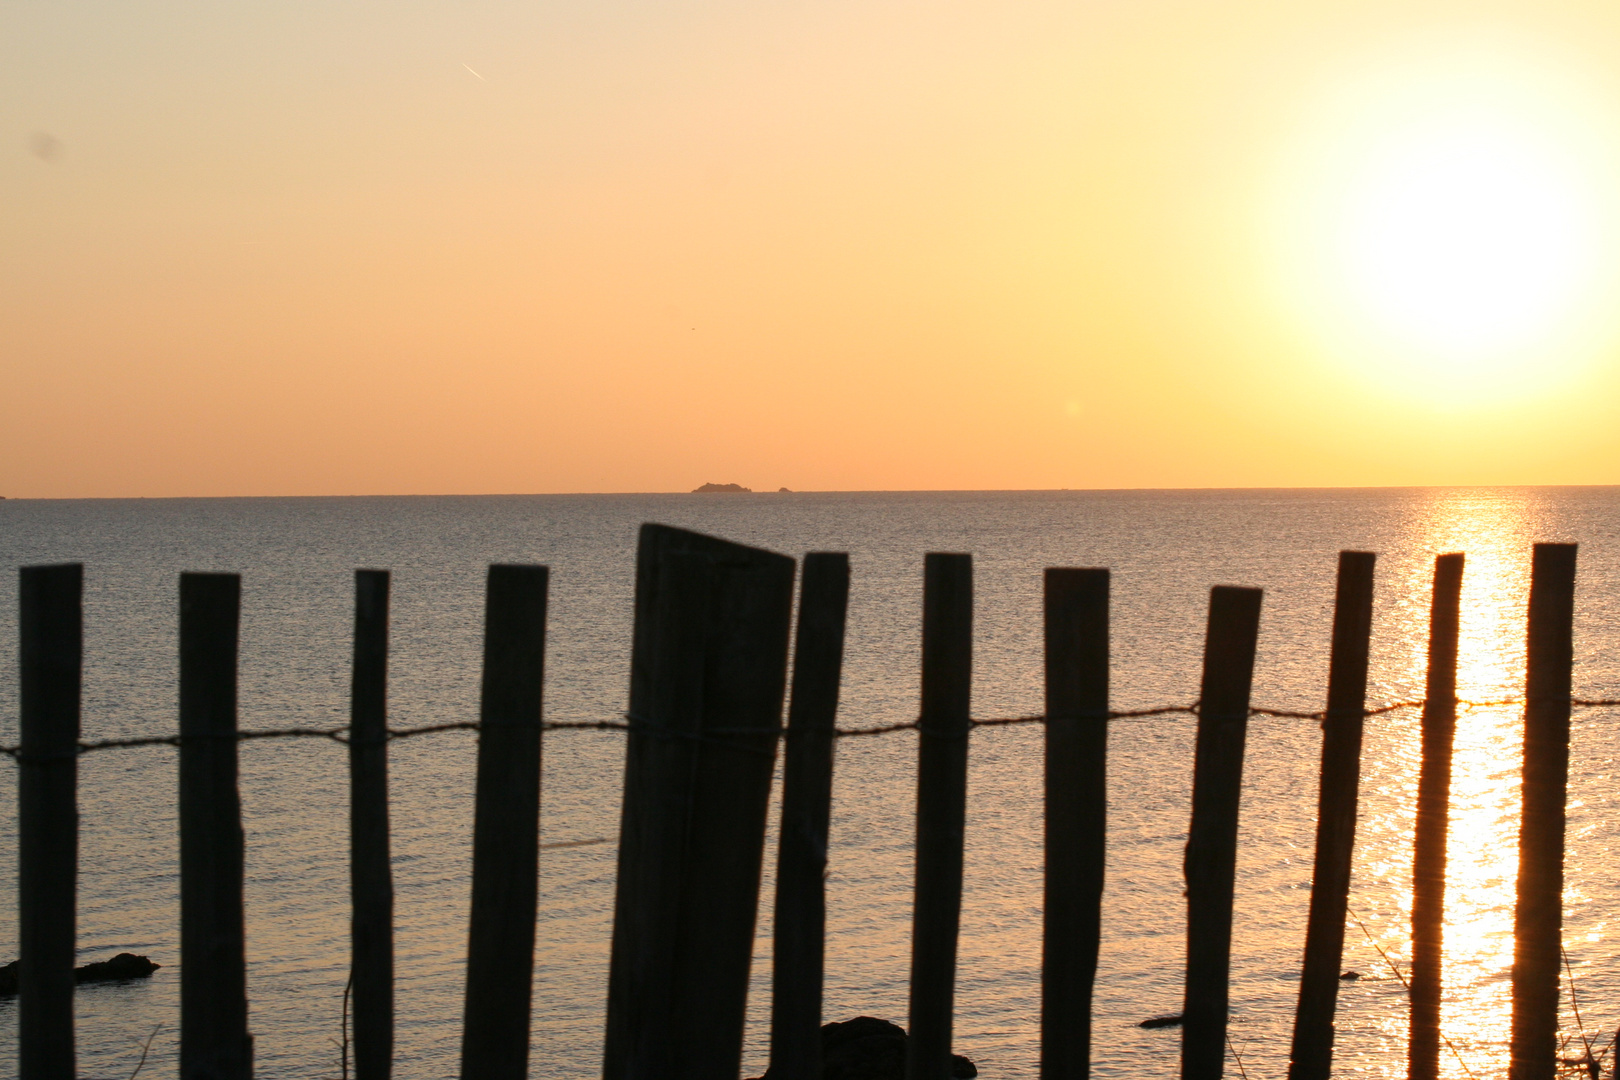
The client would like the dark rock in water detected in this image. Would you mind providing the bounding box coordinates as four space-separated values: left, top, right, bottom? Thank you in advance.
1340 970 1361 980
0 953 161 996
75 953 161 984
748 1015 978 1079
1139 1013 1184 1029
821 1016 906 1079
692 482 752 493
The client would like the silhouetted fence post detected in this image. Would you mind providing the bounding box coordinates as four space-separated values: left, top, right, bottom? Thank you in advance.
770 552 851 1080
603 525 796 1080
1181 585 1263 1080
460 564 549 1080
1409 552 1463 1080
1041 568 1109 1080
1509 543 1578 1080
18 564 82 1080
1288 551 1376 1080
351 569 393 1080
907 553 973 1080
179 572 252 1080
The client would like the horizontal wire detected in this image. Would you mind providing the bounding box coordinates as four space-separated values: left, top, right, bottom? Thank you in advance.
2 695 1618 760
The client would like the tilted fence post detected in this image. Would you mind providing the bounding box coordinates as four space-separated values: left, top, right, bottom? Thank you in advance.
1409 552 1464 1080
460 564 549 1080
1181 585 1263 1080
1509 543 1578 1080
19 564 82 1080
179 572 252 1080
1041 567 1109 1080
1288 551 1376 1080
603 524 796 1080
907 552 973 1080
351 569 394 1080
769 552 851 1080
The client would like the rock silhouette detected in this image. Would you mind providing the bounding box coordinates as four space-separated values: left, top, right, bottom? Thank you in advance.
0 952 160 996
748 1015 978 1079
692 482 752 493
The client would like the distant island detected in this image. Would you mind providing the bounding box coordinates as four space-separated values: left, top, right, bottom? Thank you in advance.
692 482 751 493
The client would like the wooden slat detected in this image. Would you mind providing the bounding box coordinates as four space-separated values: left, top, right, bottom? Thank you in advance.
1509 543 1579 1080
460 564 549 1080
603 524 796 1080
1409 552 1464 1080
769 552 851 1080
351 569 394 1080
179 571 252 1079
906 552 973 1080
1288 551 1376 1080
18 563 82 1080
1040 567 1109 1080
1181 585 1263 1080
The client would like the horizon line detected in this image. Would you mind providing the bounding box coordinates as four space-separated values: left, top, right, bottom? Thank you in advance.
4 482 1619 502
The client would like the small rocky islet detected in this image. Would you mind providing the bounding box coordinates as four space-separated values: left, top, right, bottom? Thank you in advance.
690 482 794 492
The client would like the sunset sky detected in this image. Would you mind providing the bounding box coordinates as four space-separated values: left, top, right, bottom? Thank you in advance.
7 0 1620 497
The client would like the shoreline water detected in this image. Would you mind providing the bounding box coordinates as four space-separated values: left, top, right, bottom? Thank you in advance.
1 488 1617 1077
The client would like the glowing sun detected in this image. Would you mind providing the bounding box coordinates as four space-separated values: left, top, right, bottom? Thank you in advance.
1339 121 1592 356
1273 47 1620 400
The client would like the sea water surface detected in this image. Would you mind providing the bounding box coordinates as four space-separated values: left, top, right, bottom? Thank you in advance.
3 488 1620 1079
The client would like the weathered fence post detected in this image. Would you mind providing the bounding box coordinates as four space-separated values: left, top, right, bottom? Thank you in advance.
1181 585 1263 1080
19 563 82 1080
179 572 252 1080
1288 551 1376 1080
351 569 393 1080
1409 552 1464 1080
1041 567 1109 1080
603 525 796 1080
907 552 973 1080
1509 543 1578 1080
459 564 549 1080
769 552 851 1080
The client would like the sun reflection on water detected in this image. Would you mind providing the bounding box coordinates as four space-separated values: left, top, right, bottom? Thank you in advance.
1379 491 1538 1077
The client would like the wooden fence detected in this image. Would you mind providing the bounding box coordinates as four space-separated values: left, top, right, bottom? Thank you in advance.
7 524 1592 1080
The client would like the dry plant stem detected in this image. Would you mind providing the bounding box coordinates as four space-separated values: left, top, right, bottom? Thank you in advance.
1227 1034 1251 1080
1562 948 1593 1065
1347 907 1478 1080
128 1025 161 1080
1347 909 1410 991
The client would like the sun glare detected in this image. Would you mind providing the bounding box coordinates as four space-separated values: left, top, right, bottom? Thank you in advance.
1340 122 1591 356
1271 46 1620 402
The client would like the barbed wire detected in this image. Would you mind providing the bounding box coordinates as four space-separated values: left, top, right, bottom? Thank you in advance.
3 696 1619 761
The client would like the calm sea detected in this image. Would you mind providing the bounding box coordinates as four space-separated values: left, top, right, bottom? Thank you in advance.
3 488 1620 1079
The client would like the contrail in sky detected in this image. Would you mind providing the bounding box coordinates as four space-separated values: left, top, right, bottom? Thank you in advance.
462 63 486 81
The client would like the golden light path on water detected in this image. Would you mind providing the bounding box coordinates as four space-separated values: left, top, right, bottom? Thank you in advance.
1361 491 1547 1078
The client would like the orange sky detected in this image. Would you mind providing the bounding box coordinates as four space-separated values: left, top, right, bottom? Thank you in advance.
6 0 1620 497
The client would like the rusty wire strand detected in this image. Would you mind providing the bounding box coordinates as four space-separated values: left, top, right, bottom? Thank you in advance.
2 696 1617 760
